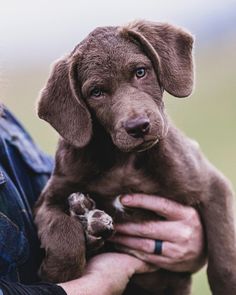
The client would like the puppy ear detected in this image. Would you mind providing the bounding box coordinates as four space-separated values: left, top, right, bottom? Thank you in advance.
120 20 194 97
38 56 92 147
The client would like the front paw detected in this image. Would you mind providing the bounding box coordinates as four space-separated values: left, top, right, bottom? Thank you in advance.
85 210 114 252
68 192 114 251
68 192 95 215
86 209 114 239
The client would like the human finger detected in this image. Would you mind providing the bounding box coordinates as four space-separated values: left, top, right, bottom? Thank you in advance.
109 234 183 258
110 234 176 256
121 194 192 221
115 221 182 242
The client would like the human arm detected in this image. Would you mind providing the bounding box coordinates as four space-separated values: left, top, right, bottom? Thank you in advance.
109 194 206 272
58 252 155 295
0 252 154 295
0 280 66 295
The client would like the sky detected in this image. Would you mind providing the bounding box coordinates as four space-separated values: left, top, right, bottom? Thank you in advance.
0 0 235 68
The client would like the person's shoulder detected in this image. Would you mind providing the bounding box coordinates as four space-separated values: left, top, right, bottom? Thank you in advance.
0 104 34 141
0 105 54 173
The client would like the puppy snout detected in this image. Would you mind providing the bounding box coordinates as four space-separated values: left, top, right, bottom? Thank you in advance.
124 117 150 138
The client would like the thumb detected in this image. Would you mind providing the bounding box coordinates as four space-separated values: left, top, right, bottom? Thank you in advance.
132 257 159 274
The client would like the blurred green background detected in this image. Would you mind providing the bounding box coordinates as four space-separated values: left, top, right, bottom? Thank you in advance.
1 1 236 294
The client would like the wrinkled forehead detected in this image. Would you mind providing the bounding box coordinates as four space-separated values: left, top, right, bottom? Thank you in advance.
76 27 150 84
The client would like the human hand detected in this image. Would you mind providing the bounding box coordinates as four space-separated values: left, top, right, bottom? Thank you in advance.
58 252 156 295
85 252 156 293
109 194 206 273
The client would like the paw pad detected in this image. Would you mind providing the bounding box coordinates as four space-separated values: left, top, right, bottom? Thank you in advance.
68 192 114 251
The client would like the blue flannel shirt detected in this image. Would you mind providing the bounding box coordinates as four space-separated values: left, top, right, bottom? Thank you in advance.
0 106 53 284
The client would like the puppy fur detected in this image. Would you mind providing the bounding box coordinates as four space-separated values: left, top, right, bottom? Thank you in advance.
34 20 236 295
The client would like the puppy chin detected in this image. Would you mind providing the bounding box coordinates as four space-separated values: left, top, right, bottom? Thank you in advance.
136 138 160 152
113 136 159 153
111 132 142 152
114 140 143 153
112 130 161 153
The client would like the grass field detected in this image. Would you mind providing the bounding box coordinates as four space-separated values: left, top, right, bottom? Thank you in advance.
1 39 236 295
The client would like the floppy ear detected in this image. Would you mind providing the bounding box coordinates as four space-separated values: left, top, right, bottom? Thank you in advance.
38 55 92 147
120 20 194 97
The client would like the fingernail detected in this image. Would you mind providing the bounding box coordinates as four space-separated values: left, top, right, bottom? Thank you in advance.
121 195 132 204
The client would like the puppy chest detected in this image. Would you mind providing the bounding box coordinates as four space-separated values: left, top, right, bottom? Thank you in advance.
87 163 160 196
83 163 161 222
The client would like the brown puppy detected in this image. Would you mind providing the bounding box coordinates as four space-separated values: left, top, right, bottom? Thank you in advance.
34 20 236 294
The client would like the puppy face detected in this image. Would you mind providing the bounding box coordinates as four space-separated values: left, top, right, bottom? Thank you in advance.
77 30 166 152
38 21 194 149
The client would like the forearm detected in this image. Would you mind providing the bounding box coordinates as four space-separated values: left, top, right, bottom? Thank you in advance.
58 252 145 295
0 280 66 295
58 274 111 295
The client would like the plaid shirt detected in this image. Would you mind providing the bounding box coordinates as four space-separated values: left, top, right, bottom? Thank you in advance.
0 106 53 284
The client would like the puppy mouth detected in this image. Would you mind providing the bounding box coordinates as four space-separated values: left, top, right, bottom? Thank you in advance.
113 130 160 152
135 138 159 152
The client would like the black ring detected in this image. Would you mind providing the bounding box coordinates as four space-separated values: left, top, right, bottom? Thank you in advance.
154 239 163 255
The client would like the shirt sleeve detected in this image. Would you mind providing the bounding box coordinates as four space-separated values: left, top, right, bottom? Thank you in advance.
0 280 67 295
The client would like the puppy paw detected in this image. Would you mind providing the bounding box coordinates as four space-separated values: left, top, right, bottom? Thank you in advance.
85 209 114 252
68 192 95 215
86 209 114 239
68 193 114 252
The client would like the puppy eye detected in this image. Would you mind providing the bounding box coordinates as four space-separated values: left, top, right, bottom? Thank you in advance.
135 67 146 78
90 87 103 98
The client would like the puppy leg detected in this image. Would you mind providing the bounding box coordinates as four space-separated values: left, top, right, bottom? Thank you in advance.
125 271 191 295
35 200 86 283
165 273 191 295
34 179 88 283
200 176 236 295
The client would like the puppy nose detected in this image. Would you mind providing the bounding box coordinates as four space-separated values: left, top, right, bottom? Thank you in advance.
124 117 150 138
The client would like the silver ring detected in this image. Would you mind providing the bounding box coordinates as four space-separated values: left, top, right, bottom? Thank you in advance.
154 239 163 255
